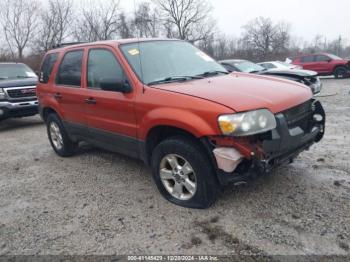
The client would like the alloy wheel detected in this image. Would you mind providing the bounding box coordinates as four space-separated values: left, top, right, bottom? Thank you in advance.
159 154 197 200
49 122 63 150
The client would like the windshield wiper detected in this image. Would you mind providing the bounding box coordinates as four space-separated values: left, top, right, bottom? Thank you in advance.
196 70 229 77
16 76 32 79
147 75 203 85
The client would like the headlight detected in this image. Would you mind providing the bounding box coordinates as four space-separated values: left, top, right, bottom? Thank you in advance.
0 88 5 100
218 109 277 136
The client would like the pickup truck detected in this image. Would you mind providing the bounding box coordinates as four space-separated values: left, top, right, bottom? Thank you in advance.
37 39 326 208
0 63 38 121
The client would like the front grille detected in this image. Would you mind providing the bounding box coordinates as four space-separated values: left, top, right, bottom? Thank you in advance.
6 87 36 99
282 100 313 131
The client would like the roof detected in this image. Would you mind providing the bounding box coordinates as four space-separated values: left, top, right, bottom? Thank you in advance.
48 38 181 53
219 59 248 64
295 52 333 58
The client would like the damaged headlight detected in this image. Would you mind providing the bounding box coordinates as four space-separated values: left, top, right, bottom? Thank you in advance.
218 109 277 136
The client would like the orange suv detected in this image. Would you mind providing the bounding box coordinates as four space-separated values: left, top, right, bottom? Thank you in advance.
37 39 325 208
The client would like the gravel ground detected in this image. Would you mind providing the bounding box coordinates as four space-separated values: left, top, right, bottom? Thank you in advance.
0 78 349 256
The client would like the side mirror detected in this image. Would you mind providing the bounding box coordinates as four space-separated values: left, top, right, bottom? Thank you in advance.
100 77 132 93
222 64 233 72
327 59 332 63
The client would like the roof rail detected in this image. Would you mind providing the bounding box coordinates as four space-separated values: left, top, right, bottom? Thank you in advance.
51 42 87 49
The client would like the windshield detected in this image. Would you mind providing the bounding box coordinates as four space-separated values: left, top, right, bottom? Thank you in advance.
327 54 343 60
120 40 227 85
233 61 265 73
0 64 36 79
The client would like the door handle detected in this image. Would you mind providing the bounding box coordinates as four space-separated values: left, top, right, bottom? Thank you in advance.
85 98 96 104
54 92 62 99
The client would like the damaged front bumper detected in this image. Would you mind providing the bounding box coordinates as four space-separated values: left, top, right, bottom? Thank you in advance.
204 99 326 186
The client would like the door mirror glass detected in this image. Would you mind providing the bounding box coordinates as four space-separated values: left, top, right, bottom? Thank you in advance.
100 77 131 93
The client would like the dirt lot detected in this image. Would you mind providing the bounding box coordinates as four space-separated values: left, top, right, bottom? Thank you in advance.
0 78 349 256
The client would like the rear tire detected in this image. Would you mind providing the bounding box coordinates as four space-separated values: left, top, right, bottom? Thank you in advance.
151 136 219 209
334 66 347 79
46 113 77 157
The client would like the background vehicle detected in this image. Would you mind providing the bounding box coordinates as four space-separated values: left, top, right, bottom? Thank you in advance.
258 61 302 70
291 53 350 78
37 39 325 209
220 59 322 94
0 63 38 121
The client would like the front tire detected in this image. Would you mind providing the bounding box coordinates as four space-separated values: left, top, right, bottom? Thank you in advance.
334 66 347 79
151 137 219 209
46 114 77 157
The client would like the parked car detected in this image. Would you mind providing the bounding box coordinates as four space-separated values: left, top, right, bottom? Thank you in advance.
0 63 38 121
219 59 322 94
258 61 302 70
291 53 350 78
37 39 325 208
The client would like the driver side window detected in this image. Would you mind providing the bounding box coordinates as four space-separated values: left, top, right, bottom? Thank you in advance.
87 48 126 91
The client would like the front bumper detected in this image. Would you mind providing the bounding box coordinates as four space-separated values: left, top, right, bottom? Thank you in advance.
0 100 39 120
205 100 325 185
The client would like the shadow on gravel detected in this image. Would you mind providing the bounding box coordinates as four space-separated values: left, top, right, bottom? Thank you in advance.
0 117 44 132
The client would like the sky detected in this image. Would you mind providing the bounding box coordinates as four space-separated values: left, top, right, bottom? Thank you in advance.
121 0 350 43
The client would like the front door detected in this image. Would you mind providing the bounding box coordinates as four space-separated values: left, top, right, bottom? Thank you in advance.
314 55 332 73
83 47 138 157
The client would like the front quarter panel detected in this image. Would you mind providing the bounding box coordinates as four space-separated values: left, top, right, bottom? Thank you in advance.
137 87 234 140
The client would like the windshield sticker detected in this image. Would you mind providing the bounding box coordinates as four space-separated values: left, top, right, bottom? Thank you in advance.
128 49 140 56
196 51 214 62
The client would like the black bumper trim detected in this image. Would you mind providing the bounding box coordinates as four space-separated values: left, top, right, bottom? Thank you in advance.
0 105 38 120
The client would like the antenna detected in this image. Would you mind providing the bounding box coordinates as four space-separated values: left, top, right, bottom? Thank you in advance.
133 0 145 93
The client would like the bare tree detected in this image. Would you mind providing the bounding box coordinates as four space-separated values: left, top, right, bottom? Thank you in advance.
0 0 40 60
242 17 291 61
153 0 215 43
34 0 74 53
133 2 160 38
271 22 291 54
119 12 133 38
74 0 120 42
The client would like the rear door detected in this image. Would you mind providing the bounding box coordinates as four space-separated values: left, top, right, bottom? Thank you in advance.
83 47 138 157
54 49 88 134
314 54 332 73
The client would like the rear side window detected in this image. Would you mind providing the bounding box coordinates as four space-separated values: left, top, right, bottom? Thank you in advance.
300 55 314 63
87 49 125 91
56 50 84 87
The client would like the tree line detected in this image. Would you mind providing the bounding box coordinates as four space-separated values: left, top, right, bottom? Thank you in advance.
0 0 349 70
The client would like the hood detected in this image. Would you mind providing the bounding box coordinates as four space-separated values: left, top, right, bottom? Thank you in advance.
152 73 312 114
264 68 317 77
0 77 38 88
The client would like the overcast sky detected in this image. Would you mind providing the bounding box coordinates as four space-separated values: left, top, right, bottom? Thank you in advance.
121 0 350 43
